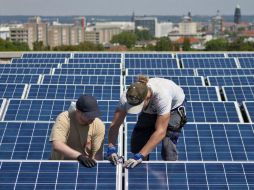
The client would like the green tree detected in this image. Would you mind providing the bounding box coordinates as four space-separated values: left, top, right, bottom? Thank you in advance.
205 39 229 51
111 32 137 48
0 39 30 51
154 37 173 51
33 41 50 51
182 38 191 51
135 29 153 41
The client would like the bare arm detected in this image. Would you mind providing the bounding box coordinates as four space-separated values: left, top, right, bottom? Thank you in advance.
108 108 126 147
52 140 81 159
139 113 170 157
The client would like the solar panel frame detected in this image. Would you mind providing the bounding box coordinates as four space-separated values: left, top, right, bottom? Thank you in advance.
176 53 225 59
0 74 41 84
126 68 195 76
125 58 179 68
53 68 121 75
207 76 254 86
0 63 59 68
242 101 254 123
196 68 254 77
222 86 254 102
0 99 7 121
182 58 238 68
0 84 27 99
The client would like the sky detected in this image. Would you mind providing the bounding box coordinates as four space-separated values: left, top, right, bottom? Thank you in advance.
0 0 253 16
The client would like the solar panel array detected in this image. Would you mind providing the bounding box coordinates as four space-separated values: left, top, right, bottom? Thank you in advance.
0 52 253 189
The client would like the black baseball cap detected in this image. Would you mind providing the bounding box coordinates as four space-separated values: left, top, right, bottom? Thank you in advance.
76 95 100 118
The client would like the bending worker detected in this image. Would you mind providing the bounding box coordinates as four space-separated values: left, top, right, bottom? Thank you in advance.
49 94 105 168
107 75 187 168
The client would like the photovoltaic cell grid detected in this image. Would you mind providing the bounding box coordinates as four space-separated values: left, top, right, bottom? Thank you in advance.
0 122 112 160
27 85 121 100
176 53 225 59
125 58 178 68
243 101 254 123
12 58 65 64
0 84 26 99
127 162 254 190
196 68 254 77
22 53 71 58
127 68 195 76
181 58 237 68
0 74 40 84
228 53 254 57
0 63 59 68
223 86 254 102
181 86 220 101
62 63 120 69
68 58 121 63
207 76 254 86
3 99 118 122
73 53 121 58
0 161 117 190
0 68 51 75
54 68 121 75
125 53 173 58
125 76 205 86
42 75 121 85
126 123 254 161
238 58 254 68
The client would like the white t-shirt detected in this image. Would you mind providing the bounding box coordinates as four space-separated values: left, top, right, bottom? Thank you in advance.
118 78 185 115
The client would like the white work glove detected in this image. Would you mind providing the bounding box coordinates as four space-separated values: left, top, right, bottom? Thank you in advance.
107 146 123 165
123 153 144 169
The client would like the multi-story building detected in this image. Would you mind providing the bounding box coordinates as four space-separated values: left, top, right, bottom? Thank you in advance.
156 22 173 37
134 16 158 37
10 27 29 43
209 10 223 37
179 16 197 35
234 4 241 24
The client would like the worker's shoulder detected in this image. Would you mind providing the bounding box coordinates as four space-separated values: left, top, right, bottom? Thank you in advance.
92 118 105 129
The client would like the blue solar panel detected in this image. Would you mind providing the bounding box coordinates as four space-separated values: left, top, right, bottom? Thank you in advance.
223 86 254 102
3 99 118 122
228 53 254 57
177 53 225 59
42 75 120 85
0 68 51 75
27 85 120 100
182 86 220 101
127 68 195 76
12 58 65 64
126 101 242 122
54 68 121 75
207 76 254 86
73 53 121 58
0 161 117 189
125 76 205 86
125 53 172 58
126 123 254 161
238 58 254 68
62 63 120 69
197 68 254 77
68 58 121 63
0 63 59 68
0 84 26 98
182 58 237 68
0 74 40 84
127 162 254 189
243 101 254 123
22 53 71 58
125 58 178 68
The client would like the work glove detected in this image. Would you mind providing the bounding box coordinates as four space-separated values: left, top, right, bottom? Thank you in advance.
107 146 123 165
77 155 96 168
123 153 144 169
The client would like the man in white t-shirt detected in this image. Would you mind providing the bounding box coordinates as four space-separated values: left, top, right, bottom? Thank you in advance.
107 75 187 168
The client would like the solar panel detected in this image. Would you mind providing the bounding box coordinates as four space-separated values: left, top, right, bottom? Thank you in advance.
196 68 254 77
0 161 118 190
243 101 254 123
223 86 254 102
127 68 195 76
238 58 254 68
22 53 71 58
54 68 121 75
62 63 120 69
3 99 118 122
0 84 26 98
207 76 254 86
0 74 40 84
228 53 254 57
27 84 121 100
126 101 242 122
73 53 121 58
12 58 65 64
127 162 254 189
125 58 178 68
182 58 237 68
68 58 121 63
176 53 225 59
125 53 173 58
125 123 254 161
0 68 51 75
125 76 205 86
0 63 59 68
182 86 221 101
42 75 120 85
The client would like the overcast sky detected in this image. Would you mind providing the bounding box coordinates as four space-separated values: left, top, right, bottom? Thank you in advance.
0 0 253 16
